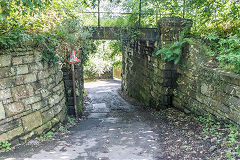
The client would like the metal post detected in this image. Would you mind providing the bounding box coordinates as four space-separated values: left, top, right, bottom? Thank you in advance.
183 0 186 18
71 63 78 119
98 0 100 27
138 0 141 28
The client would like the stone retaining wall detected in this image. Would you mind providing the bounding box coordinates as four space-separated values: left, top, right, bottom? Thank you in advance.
122 40 176 108
0 49 66 143
173 43 240 124
122 17 240 125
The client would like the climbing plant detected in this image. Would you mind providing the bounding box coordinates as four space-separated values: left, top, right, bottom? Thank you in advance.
0 0 96 65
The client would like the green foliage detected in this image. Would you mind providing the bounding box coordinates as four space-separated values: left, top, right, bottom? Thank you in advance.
198 115 221 134
155 38 192 64
206 33 240 73
155 31 193 64
44 131 53 138
0 141 11 152
185 0 239 36
37 130 54 141
195 114 240 159
0 0 95 65
0 0 239 73
84 40 121 78
67 116 75 125
58 124 67 133
0 0 47 18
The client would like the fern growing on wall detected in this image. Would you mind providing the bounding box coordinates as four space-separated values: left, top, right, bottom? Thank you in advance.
155 31 193 64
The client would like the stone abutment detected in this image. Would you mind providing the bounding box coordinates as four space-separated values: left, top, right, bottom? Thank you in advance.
122 17 240 125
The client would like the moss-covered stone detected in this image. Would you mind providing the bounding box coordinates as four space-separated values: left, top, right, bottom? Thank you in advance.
22 111 43 132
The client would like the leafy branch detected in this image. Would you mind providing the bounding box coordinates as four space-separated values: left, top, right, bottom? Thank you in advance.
155 31 193 64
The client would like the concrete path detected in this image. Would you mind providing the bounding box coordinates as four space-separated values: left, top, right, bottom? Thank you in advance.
0 80 162 160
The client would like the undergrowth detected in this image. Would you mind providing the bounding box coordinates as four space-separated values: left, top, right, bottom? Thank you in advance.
155 31 240 73
36 116 76 142
192 113 240 159
0 141 11 152
205 33 240 73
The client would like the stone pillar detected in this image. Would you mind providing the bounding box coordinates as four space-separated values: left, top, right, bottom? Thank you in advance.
152 17 192 108
158 17 192 47
62 62 84 116
121 17 192 109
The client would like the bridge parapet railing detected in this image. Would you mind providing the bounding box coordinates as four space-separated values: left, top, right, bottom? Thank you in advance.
79 0 187 28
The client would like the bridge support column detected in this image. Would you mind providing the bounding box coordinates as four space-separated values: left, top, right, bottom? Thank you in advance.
121 17 192 109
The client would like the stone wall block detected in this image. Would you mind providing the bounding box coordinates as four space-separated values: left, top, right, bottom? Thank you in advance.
226 96 240 111
0 67 15 79
47 83 55 91
224 85 240 98
0 133 8 141
55 71 63 84
4 126 24 141
23 55 34 64
22 95 41 106
12 56 23 65
5 102 25 116
29 62 44 72
40 89 51 98
34 121 52 135
0 89 12 100
0 77 14 89
0 55 11 68
48 94 60 107
219 104 231 113
228 111 240 124
0 102 5 120
12 84 34 100
53 104 62 115
200 83 213 97
53 81 64 93
16 65 29 75
221 73 240 86
0 119 21 134
236 86 240 98
32 101 43 111
24 73 37 84
22 111 42 132
39 79 48 88
41 108 55 124
37 70 49 80
34 51 42 62
15 75 25 85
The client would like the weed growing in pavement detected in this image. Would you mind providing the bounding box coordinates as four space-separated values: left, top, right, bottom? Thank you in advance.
37 131 54 141
36 116 76 142
58 124 67 133
67 116 75 125
0 141 11 152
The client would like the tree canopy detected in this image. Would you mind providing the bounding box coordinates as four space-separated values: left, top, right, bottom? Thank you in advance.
0 0 239 71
